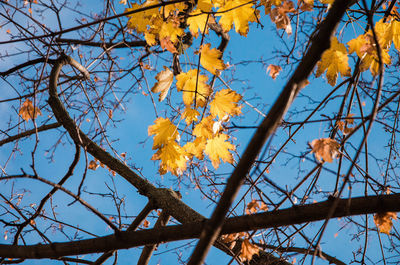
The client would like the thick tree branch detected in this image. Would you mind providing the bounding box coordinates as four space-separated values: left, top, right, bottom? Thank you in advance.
187 0 355 264
0 194 398 259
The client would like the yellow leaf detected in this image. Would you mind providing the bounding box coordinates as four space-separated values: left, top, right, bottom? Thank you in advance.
239 239 260 262
216 0 258 36
374 212 397 235
163 2 187 17
184 137 206 159
310 138 340 163
204 134 235 168
126 0 159 33
182 107 200 125
148 117 179 149
392 20 400 51
199 43 226 75
159 19 184 44
198 0 213 11
348 31 391 76
151 66 174 102
176 69 211 107
19 99 42 121
145 32 157 46
315 37 351 86
266 64 282 80
187 9 211 38
193 116 214 139
152 141 187 175
210 89 242 120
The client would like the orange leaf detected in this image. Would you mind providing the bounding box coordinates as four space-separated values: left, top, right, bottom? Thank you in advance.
18 99 42 121
374 212 397 235
266 64 282 80
88 160 99 170
240 239 260 262
310 138 339 163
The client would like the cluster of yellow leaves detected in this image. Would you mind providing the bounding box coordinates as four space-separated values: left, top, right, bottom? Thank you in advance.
316 19 400 84
374 212 397 235
126 0 186 53
19 99 42 121
347 19 397 75
148 85 243 174
310 138 340 163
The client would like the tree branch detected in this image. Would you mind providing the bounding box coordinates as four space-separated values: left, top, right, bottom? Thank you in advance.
0 194 398 259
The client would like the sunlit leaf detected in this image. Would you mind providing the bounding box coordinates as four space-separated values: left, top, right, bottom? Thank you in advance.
310 138 339 163
210 89 242 120
19 99 42 121
176 69 211 107
148 117 179 149
239 239 260 262
204 133 235 168
216 0 258 36
151 66 174 102
374 212 397 235
199 43 226 75
316 37 351 86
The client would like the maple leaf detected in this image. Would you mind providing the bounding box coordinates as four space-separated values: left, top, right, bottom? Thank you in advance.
270 1 296 35
260 0 283 14
266 64 282 80
210 89 242 120
152 141 187 175
144 32 157 46
310 138 340 163
315 37 351 86
240 239 260 262
159 19 184 44
199 43 226 75
184 137 206 160
391 20 400 51
176 69 211 107
348 31 391 76
19 99 42 121
148 117 179 149
151 66 174 102
216 0 258 36
160 37 178 53
182 107 199 125
187 9 212 38
204 133 235 168
193 116 214 139
374 212 397 235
